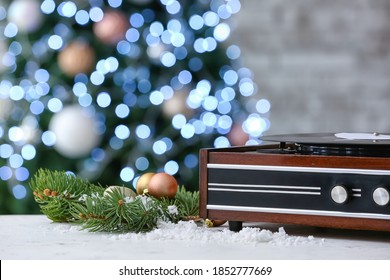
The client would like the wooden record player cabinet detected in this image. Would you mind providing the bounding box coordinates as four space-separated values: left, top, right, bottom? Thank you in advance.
199 145 390 232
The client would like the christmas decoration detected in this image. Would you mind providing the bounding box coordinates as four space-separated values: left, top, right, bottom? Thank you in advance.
136 172 155 194
30 168 200 233
49 105 102 158
147 172 178 199
57 41 96 76
0 0 270 215
103 185 137 198
30 169 104 222
162 89 193 118
204 218 227 227
7 0 43 33
93 10 129 45
228 123 249 146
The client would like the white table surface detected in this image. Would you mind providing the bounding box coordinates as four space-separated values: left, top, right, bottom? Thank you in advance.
1 215 390 260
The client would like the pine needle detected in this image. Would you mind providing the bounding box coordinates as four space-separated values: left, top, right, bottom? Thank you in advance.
29 168 104 222
29 169 200 232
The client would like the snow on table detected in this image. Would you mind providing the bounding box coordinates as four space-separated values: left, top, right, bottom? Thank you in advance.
1 215 389 260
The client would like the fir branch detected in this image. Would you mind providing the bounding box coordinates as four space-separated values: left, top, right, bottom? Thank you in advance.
71 188 160 233
153 196 181 223
30 169 201 233
174 186 200 219
124 197 160 233
29 168 104 222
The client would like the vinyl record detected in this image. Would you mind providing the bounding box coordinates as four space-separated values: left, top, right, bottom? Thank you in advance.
261 133 390 157
262 132 390 145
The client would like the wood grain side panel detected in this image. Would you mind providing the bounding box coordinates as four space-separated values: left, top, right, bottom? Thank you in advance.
199 149 209 218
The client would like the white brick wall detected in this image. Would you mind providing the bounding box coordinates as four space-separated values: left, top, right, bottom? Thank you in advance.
233 0 390 134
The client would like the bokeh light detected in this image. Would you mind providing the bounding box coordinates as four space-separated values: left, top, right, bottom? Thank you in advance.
0 0 269 214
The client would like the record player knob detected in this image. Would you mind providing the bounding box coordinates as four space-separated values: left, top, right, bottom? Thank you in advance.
372 187 390 206
331 185 348 204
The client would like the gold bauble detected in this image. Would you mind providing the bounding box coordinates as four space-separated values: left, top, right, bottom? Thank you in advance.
136 172 155 195
58 41 95 77
204 219 227 227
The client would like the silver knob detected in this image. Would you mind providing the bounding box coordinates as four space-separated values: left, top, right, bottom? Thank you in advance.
373 187 390 206
331 185 348 204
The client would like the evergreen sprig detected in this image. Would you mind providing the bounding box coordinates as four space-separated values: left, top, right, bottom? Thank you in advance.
30 169 104 222
30 169 200 233
175 186 200 219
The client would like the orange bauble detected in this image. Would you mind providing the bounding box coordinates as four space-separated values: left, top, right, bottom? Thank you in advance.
58 41 95 77
228 123 249 146
147 173 178 199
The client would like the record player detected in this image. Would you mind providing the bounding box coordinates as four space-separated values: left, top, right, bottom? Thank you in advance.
199 133 390 231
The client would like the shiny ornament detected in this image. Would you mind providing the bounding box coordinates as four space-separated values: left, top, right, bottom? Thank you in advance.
147 173 178 199
162 91 193 118
204 219 227 227
228 123 249 146
136 172 155 195
7 0 43 33
93 10 129 45
49 105 101 158
147 43 166 63
104 186 137 198
58 41 95 77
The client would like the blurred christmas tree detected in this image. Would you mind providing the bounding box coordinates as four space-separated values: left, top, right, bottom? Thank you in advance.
0 0 270 214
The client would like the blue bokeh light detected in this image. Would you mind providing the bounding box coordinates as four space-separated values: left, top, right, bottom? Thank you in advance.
108 0 122 8
89 7 104 22
41 131 56 146
115 125 130 140
130 13 144 28
153 140 167 155
75 10 90 25
184 154 198 168
4 23 18 38
0 144 14 159
15 167 29 181
161 52 176 67
30 101 45 115
0 166 13 181
120 167 135 182
12 184 27 200
41 0 56 14
135 124 151 139
21 144 37 160
135 157 149 171
58 1 77 18
164 160 179 175
115 104 130 118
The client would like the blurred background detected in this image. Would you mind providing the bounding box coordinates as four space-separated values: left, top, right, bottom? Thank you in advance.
2 0 390 214
0 0 267 213
233 0 390 134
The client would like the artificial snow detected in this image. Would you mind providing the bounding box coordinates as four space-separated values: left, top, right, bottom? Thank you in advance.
108 220 324 246
50 220 324 246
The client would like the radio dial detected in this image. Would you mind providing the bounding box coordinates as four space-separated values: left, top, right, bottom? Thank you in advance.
331 185 348 204
373 187 390 206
